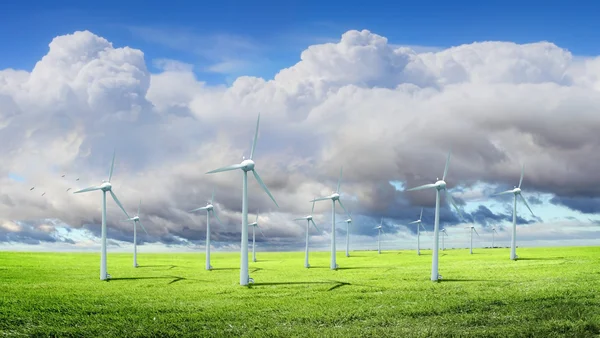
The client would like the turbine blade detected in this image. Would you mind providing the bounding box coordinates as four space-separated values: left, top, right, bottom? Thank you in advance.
494 190 514 196
336 166 343 193
109 190 130 219
519 193 535 216
445 191 463 220
190 206 209 212
212 210 224 227
405 183 436 192
442 150 451 181
73 185 102 194
252 170 279 207
206 163 244 174
311 198 316 214
419 208 423 221
137 220 149 235
211 188 215 204
310 219 321 233
474 228 480 237
250 112 260 160
108 149 116 182
255 211 259 223
137 199 141 217
337 199 350 218
257 225 266 238
408 220 420 224
420 224 427 232
518 164 524 189
293 218 306 221
311 197 330 202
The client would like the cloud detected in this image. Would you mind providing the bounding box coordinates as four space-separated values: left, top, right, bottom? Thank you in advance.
1 29 600 251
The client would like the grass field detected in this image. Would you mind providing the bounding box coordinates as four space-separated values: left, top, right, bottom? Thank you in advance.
1 246 600 337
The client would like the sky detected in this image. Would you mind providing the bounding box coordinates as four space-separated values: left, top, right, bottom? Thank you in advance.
1 1 600 253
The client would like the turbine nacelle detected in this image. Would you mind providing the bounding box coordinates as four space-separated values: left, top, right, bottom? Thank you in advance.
345 219 351 223
330 192 340 200
132 216 140 222
513 187 521 194
206 204 214 211
249 222 258 227
306 215 313 220
435 180 446 190
240 159 255 172
100 182 112 191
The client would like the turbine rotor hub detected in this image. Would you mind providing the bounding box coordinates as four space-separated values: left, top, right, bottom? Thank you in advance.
331 193 340 200
241 159 255 171
435 180 446 190
514 187 521 194
100 182 112 191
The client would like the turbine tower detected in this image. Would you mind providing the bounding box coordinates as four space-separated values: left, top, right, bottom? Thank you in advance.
491 226 498 248
249 211 265 263
375 218 384 254
493 164 535 260
405 150 463 282
190 189 224 270
73 150 130 281
294 200 321 268
205 113 279 285
122 199 148 268
441 228 448 251
408 208 426 255
311 167 351 270
465 225 479 254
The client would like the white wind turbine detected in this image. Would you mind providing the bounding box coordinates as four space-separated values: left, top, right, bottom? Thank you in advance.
491 226 499 248
405 151 463 282
408 208 426 255
73 150 130 281
441 228 448 251
294 200 321 268
122 199 148 268
374 218 384 254
205 113 278 285
311 167 351 270
249 211 265 263
465 225 479 254
189 189 224 271
493 164 535 260
336 212 352 257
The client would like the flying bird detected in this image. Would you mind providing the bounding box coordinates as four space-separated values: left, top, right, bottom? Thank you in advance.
61 174 65 177
76 178 80 181
30 187 35 191
66 188 71 192
41 192 46 196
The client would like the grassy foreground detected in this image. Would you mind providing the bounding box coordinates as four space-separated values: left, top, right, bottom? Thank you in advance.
1 246 599 337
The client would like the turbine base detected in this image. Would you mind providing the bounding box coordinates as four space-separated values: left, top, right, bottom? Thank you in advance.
248 277 255 284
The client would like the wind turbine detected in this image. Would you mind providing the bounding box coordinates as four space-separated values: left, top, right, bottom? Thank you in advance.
311 167 351 270
465 225 479 254
408 208 426 255
375 218 384 254
73 150 130 281
493 164 535 260
336 212 352 257
405 150 463 282
122 199 148 268
491 226 499 248
190 189 224 270
441 228 448 251
249 211 265 263
205 113 278 286
294 200 321 268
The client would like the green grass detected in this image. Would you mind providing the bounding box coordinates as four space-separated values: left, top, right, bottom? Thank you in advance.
1 246 600 337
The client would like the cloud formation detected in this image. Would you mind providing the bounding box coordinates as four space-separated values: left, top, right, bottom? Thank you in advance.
1 29 600 250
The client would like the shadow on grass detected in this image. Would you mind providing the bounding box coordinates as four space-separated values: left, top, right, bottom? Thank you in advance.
517 257 565 261
210 268 238 271
336 266 382 270
250 268 263 273
248 280 354 291
137 265 177 269
440 278 489 283
108 275 197 285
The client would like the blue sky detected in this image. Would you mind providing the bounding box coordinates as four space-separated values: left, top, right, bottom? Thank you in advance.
2 0 600 85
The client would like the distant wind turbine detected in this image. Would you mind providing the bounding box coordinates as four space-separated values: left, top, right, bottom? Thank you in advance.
375 218 384 254
249 211 265 263
294 200 321 268
408 208 426 255
405 150 463 282
491 226 498 248
441 228 448 251
465 225 479 254
73 150 130 281
122 199 148 268
336 212 353 257
190 189 224 270
205 112 278 286
311 167 351 270
493 164 535 260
